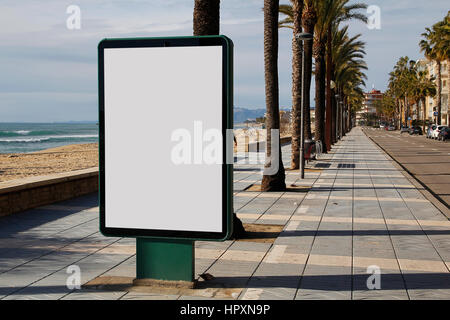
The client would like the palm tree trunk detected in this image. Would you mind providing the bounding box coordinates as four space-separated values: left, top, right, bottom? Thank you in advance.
341 99 345 134
422 97 426 133
346 100 350 133
404 96 409 127
337 90 342 138
262 0 286 192
330 69 337 142
302 34 313 142
331 89 336 143
436 61 442 125
193 0 246 239
301 2 316 141
347 103 351 132
415 99 420 125
325 24 333 151
193 0 220 35
290 0 303 170
406 96 411 126
314 43 326 151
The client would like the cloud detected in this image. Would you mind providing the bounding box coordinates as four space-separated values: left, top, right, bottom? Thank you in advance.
0 0 449 121
0 92 97 122
222 18 263 25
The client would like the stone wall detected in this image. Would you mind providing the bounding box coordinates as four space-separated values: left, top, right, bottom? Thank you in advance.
0 168 98 217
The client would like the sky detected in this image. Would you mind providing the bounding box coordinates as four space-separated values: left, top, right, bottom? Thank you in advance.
0 0 448 122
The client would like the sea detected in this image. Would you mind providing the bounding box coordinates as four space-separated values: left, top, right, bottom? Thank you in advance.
0 123 99 154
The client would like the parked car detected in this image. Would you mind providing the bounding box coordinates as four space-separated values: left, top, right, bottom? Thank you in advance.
426 125 437 139
408 126 423 135
437 126 450 141
432 125 446 139
386 125 395 131
400 126 410 134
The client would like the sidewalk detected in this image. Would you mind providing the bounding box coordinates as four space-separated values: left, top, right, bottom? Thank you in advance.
0 127 449 300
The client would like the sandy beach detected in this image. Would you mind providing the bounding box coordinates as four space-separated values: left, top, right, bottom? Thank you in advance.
0 143 99 183
0 127 300 183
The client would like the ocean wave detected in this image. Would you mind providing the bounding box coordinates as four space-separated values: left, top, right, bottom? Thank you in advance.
0 138 50 143
0 130 60 137
14 130 30 135
0 134 98 143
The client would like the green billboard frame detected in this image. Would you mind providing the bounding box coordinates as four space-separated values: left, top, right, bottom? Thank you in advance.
98 35 233 242
98 36 234 284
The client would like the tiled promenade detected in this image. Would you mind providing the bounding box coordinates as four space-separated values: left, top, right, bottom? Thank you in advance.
0 127 449 300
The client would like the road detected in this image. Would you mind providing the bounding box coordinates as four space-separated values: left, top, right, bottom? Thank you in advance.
363 127 450 209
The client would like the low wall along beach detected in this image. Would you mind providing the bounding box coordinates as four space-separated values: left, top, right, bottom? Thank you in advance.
0 168 98 217
0 143 99 217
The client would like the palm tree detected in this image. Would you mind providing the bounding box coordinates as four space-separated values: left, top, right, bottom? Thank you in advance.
388 57 440 130
325 2 367 148
261 0 286 191
418 75 437 132
419 18 448 125
312 1 327 150
301 0 317 142
388 62 408 129
346 86 365 129
279 1 304 170
193 0 220 35
193 0 246 239
332 26 367 134
389 57 414 127
387 58 437 131
279 1 367 145
374 90 397 125
337 66 366 132
313 0 367 151
409 62 436 132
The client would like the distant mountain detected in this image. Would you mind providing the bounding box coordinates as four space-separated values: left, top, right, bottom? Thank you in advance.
233 107 266 123
233 107 293 123
60 120 98 124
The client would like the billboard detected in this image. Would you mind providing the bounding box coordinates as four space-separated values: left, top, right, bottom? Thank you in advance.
98 36 233 240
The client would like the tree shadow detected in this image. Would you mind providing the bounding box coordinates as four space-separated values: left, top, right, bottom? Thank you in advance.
279 229 450 237
0 193 98 238
1 272 448 298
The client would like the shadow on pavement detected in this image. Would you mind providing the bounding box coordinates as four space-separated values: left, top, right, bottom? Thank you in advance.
0 193 98 238
1 272 449 298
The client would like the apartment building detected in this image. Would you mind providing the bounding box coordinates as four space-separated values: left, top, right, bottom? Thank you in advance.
356 88 383 124
417 59 449 125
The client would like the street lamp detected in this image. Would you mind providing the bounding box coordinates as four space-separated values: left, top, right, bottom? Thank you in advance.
295 32 313 179
295 32 314 41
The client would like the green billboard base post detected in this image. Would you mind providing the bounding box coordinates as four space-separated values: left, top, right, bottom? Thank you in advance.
133 238 196 289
